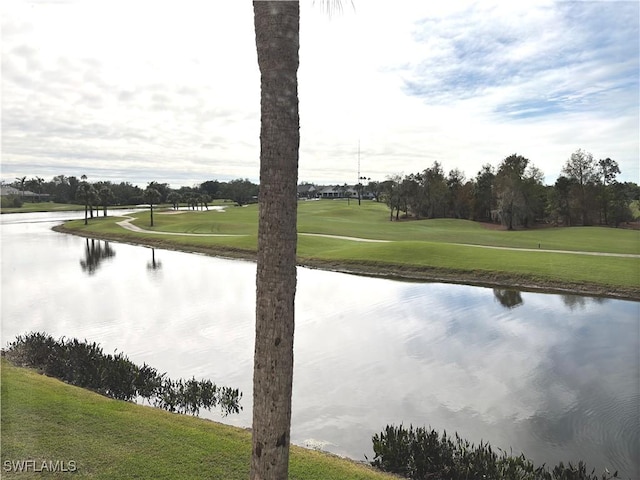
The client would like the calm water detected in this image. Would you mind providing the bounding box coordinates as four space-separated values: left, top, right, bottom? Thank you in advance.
1 212 638 478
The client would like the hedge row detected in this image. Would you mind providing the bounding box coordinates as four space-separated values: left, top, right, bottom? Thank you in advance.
4 332 242 416
370 424 621 480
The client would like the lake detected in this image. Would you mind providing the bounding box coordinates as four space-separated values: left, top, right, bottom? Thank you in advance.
1 211 638 478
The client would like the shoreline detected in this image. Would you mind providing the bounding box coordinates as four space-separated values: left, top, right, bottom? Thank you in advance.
52 224 640 302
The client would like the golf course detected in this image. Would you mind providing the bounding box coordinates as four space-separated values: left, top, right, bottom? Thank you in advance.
54 199 640 300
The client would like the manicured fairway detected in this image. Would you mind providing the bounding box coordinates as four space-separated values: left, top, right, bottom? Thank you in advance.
55 199 640 298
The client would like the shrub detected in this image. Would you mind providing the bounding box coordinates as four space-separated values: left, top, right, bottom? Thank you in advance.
1 195 23 209
4 332 242 416
370 424 620 480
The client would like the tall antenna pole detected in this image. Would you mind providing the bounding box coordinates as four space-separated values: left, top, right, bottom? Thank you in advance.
357 139 360 184
357 140 361 206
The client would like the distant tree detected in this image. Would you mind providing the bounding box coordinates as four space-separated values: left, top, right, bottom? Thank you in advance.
143 186 161 227
597 157 620 225
147 181 170 203
402 175 421 218
338 184 351 205
367 180 383 202
609 181 634 226
421 162 447 218
35 176 45 201
562 149 598 225
98 186 114 217
495 154 529 230
200 180 222 199
90 186 100 219
67 176 80 204
25 177 44 202
76 181 95 225
357 177 369 205
79 175 95 218
182 193 193 210
521 165 546 226
167 192 181 210
548 176 575 225
446 169 467 219
193 193 202 210
15 176 27 198
472 164 495 221
222 179 258 206
110 181 144 205
200 194 211 210
383 175 402 221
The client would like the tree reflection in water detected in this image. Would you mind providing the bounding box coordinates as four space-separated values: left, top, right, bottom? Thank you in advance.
79 238 116 275
561 294 607 311
147 248 162 275
493 288 524 309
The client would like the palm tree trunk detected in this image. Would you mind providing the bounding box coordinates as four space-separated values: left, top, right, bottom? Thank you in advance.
251 2 299 479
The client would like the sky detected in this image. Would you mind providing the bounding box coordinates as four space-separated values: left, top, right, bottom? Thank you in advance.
2 0 638 188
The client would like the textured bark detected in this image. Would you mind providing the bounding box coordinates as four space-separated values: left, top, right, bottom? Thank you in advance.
251 2 300 479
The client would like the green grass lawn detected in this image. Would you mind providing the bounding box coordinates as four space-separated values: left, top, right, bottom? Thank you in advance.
55 200 640 296
630 200 640 220
0 359 395 479
1 202 87 213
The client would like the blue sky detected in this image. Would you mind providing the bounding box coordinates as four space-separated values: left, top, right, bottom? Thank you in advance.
1 1 638 187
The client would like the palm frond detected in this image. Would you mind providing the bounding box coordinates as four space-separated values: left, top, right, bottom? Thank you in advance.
313 0 355 17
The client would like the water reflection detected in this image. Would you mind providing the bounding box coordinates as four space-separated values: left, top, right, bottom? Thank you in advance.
561 294 608 311
79 238 116 275
493 288 523 308
147 249 162 274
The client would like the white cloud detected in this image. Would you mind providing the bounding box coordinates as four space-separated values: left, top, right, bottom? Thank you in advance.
1 0 638 187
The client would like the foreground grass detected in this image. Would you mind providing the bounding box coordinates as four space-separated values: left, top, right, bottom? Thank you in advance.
54 200 640 298
0 359 395 479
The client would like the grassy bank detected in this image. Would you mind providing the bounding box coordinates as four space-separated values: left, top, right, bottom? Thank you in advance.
0 359 395 479
0 202 157 214
53 200 640 299
1 201 87 213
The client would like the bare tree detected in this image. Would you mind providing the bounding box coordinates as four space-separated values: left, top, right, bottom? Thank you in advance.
562 149 597 225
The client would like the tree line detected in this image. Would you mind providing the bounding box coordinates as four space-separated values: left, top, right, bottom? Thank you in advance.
6 149 638 229
4 175 259 207
376 149 638 229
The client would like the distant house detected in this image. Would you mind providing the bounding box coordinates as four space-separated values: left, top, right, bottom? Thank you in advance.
0 184 50 201
297 184 318 199
0 185 22 197
317 186 339 198
317 185 357 198
297 183 362 200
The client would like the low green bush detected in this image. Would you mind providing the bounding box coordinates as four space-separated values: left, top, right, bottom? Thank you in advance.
4 332 242 416
370 424 621 480
0 195 23 208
